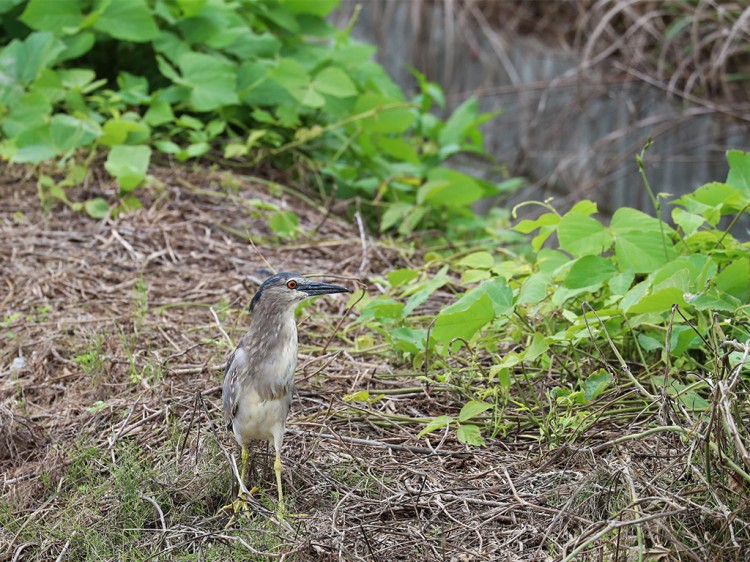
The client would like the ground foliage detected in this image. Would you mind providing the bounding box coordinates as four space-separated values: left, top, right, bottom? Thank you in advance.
0 0 517 234
1 0 750 560
1 162 749 560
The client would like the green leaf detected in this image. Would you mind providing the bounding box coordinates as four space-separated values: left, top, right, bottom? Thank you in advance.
524 332 549 362
342 390 383 403
269 58 310 103
462 269 491 283
417 415 452 438
380 202 413 232
119 194 142 213
557 212 613 257
432 279 512 345
2 32 66 85
536 249 569 273
672 208 704 237
117 72 150 104
583 370 612 402
456 424 484 446
611 208 675 273
313 67 357 98
99 117 150 147
13 114 100 163
84 197 109 219
438 97 498 149
726 150 750 193
353 93 413 133
285 0 340 16
651 256 712 290
262 2 299 32
638 333 662 351
59 31 95 61
104 145 151 192
458 251 494 269
685 289 741 313
626 287 686 314
236 48 277 82
359 298 404 320
608 269 634 296
301 85 325 108
178 52 238 111
20 0 83 33
620 280 650 312
268 211 299 238
387 268 419 287
675 182 745 218
483 278 515 315
564 255 616 290
569 200 599 215
396 206 427 236
94 0 159 42
0 0 25 14
224 143 246 159
154 140 181 154
517 272 551 305
176 0 207 18
716 258 750 301
418 168 484 207
374 136 419 164
514 212 560 234
2 92 51 137
86 400 109 414
403 266 448 316
144 98 175 126
459 401 492 422
389 328 426 353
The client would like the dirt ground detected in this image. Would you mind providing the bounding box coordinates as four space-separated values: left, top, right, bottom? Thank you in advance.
1 166 747 561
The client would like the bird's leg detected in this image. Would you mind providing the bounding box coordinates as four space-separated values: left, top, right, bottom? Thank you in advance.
218 443 259 524
272 433 285 516
274 450 284 508
238 442 260 499
240 443 250 490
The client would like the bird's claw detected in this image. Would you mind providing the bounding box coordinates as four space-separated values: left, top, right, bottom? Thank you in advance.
219 486 259 526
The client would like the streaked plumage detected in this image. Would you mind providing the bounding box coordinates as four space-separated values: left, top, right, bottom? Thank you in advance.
221 271 350 514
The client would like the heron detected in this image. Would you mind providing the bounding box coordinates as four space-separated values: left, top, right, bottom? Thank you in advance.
221 272 350 516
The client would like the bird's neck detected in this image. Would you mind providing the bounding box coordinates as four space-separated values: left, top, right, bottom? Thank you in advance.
249 304 298 339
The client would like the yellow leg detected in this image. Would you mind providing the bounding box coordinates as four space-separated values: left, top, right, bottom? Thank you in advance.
218 444 258 525
240 444 249 490
274 450 285 515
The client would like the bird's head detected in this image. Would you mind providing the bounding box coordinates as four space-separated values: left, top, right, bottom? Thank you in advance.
249 272 350 314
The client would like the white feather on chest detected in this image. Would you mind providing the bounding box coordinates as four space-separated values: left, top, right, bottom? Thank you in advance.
229 326 297 445
232 390 289 443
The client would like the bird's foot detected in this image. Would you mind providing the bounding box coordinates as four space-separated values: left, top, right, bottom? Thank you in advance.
276 500 286 519
276 501 311 521
218 486 259 527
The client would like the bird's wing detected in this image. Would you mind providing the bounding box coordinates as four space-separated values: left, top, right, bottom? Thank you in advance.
222 345 247 429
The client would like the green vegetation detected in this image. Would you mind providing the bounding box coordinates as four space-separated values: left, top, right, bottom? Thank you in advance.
2 0 749 483
357 147 750 448
2 0 749 559
0 436 279 559
0 0 516 232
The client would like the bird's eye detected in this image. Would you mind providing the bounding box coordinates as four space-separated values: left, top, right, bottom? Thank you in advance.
286 280 298 289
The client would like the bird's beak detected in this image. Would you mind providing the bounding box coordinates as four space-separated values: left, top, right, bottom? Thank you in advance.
301 280 351 296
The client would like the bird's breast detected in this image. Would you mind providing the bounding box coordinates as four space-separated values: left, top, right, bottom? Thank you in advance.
232 389 290 443
227 318 298 444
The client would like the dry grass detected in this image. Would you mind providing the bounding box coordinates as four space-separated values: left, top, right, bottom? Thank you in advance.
1 165 749 560
474 0 750 105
